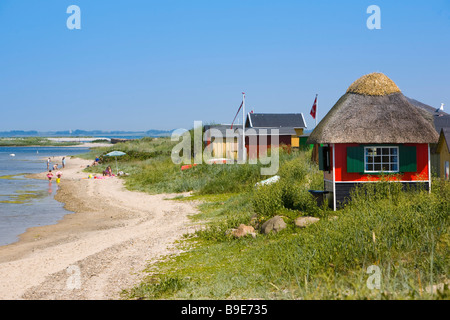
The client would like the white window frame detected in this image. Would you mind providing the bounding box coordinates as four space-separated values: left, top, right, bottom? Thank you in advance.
364 146 399 173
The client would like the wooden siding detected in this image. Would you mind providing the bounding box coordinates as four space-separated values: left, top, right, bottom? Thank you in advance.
324 179 334 209
207 139 238 160
246 135 291 159
431 153 440 177
335 181 430 208
437 135 450 180
334 143 429 182
294 128 304 136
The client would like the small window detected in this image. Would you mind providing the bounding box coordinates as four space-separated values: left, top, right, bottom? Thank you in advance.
318 146 331 172
364 147 399 173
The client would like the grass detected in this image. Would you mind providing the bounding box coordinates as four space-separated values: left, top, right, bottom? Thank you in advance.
79 137 449 300
125 180 449 300
0 137 79 146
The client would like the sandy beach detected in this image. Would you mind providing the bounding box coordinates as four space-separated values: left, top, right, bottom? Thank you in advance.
0 156 199 300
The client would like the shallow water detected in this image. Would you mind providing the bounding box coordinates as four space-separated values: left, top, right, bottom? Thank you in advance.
0 147 88 246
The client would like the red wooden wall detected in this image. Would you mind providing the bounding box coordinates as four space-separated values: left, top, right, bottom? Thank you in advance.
334 143 429 182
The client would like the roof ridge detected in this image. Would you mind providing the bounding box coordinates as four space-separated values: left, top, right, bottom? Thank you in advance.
346 72 401 96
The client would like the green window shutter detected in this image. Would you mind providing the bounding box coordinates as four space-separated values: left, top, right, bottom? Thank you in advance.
318 146 325 170
399 145 417 172
347 146 364 173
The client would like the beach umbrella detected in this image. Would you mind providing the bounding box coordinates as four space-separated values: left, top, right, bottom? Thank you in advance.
104 151 126 175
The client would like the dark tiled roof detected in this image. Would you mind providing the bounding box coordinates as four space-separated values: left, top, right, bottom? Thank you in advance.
406 97 448 115
406 96 450 133
247 113 307 128
434 114 450 133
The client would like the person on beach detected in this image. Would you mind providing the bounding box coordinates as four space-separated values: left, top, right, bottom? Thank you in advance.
53 163 58 171
47 170 53 181
47 158 51 170
62 157 66 169
56 171 62 183
103 166 112 177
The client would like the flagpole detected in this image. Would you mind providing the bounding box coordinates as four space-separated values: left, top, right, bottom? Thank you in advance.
242 92 246 162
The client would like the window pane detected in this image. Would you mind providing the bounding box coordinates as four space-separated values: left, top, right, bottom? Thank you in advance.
376 148 382 155
382 148 389 155
367 164 374 171
374 156 381 163
391 156 397 163
382 156 390 163
374 164 381 171
391 148 398 155
367 156 373 163
391 164 398 171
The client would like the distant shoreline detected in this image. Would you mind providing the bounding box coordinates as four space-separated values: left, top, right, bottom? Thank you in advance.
0 143 113 148
0 137 112 148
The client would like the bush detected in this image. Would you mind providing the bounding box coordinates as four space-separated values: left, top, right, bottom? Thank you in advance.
252 179 321 219
252 182 284 218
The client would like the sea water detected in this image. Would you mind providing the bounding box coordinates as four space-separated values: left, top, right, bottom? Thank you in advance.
0 146 89 246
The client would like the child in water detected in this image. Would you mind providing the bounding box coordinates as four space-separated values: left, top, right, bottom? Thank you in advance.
47 170 54 181
56 171 62 183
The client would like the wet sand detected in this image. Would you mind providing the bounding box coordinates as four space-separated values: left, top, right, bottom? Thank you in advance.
0 156 198 299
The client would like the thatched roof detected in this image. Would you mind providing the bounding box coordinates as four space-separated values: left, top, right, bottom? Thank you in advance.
307 73 439 144
346 73 401 96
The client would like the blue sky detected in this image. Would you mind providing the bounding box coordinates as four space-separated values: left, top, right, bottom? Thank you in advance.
0 0 449 131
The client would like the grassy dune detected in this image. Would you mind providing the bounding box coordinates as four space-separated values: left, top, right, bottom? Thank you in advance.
81 137 449 299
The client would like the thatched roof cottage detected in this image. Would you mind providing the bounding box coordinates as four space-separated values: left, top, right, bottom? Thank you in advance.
307 73 439 210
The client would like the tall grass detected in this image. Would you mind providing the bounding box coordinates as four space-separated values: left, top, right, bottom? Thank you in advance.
80 138 449 299
127 178 449 300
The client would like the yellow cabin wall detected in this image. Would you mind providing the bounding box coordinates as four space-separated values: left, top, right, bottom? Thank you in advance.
290 129 304 148
294 128 304 136
210 139 238 160
437 135 450 180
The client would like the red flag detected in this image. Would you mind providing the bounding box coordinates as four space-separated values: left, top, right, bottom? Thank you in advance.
310 96 317 119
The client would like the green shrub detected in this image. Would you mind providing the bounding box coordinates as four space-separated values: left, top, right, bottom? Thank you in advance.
251 182 284 218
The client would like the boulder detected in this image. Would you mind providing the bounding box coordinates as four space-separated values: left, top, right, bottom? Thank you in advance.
261 216 286 234
294 216 320 228
231 224 256 238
